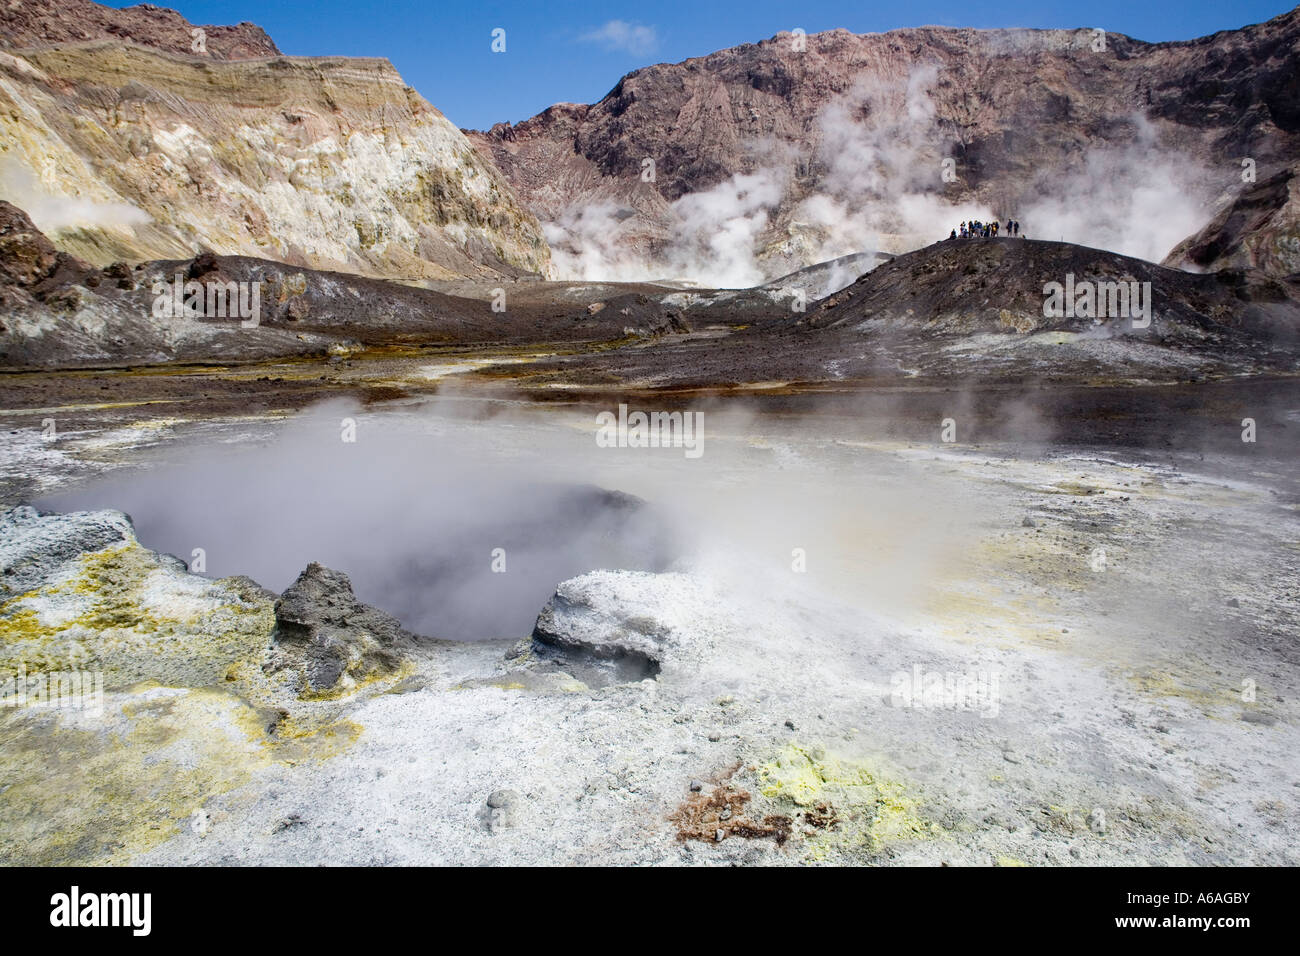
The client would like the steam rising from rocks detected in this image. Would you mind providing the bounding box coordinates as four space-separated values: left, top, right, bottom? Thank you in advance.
544 68 1214 288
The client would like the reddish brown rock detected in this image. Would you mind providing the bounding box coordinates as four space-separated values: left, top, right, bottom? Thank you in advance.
0 0 280 60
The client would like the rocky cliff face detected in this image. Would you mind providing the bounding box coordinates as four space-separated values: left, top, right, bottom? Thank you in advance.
0 10 550 280
1164 163 1300 276
0 0 279 59
470 8 1300 282
0 0 280 60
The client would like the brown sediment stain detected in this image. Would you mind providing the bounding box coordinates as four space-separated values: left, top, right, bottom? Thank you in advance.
671 762 793 845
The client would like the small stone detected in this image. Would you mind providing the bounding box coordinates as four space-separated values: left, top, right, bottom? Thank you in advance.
1003 750 1021 764
483 789 521 832
714 829 725 842
784 719 796 730
719 807 732 821
189 808 211 838
285 296 310 322
708 732 721 742
689 780 704 792
272 814 305 834
1241 711 1277 726
1022 516 1036 528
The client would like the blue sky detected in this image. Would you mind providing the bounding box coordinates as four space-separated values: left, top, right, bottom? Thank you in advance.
118 1 1297 129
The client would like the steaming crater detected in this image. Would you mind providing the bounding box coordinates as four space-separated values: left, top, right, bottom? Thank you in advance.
36 401 680 641
4 386 1299 866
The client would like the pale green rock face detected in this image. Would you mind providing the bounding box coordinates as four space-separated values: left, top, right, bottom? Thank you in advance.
0 45 552 280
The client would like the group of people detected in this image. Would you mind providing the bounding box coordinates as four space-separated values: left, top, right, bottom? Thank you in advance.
948 218 1022 240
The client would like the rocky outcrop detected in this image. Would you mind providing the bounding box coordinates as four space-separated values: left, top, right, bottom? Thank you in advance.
1164 164 1300 277
0 506 275 689
0 0 280 59
0 200 100 317
531 570 709 681
269 563 421 697
0 505 135 600
470 9 1300 279
0 15 550 281
0 199 61 288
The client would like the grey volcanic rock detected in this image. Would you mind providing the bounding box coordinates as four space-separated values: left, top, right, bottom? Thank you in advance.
271 563 421 696
1164 164 1300 277
531 570 709 681
0 506 277 690
0 505 133 599
0 0 281 60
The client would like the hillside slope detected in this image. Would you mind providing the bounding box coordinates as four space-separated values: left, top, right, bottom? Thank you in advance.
0 9 550 280
470 8 1300 281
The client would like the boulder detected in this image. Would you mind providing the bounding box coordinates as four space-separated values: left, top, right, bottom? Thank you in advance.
271 562 420 696
530 570 706 682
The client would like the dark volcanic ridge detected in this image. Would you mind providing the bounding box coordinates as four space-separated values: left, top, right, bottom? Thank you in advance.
0 201 671 368
3 199 1298 385
485 239 1300 391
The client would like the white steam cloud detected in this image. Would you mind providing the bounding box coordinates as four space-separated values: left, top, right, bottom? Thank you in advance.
0 158 151 232
578 20 660 57
543 68 1215 289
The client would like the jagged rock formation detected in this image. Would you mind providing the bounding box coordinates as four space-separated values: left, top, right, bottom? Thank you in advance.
470 8 1300 279
0 0 280 59
1164 164 1300 276
0 6 550 280
269 563 421 697
0 197 67 287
